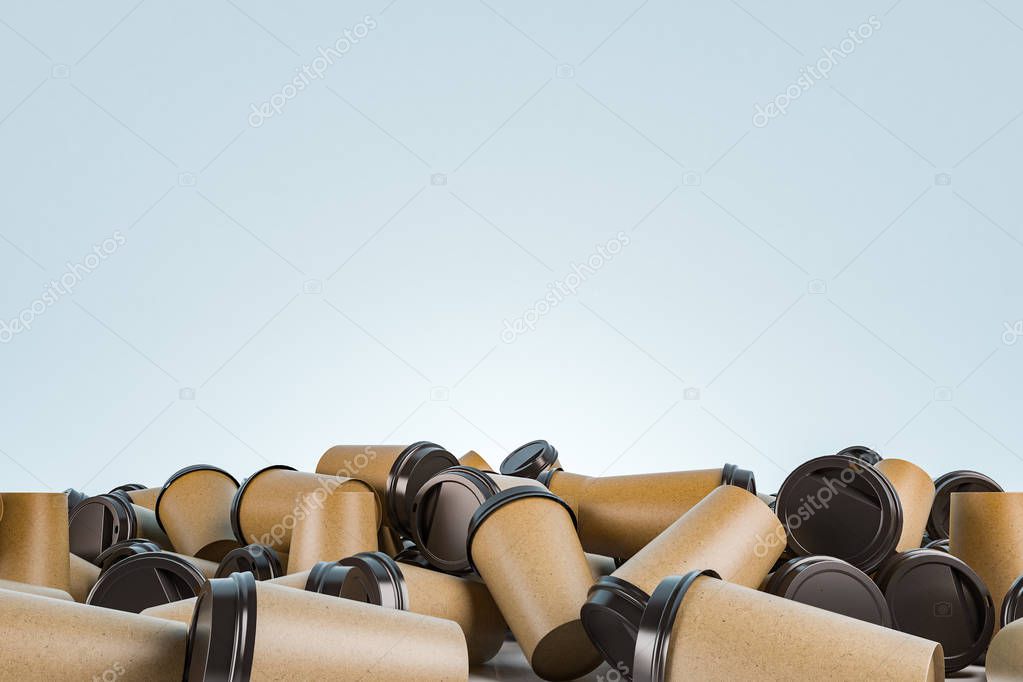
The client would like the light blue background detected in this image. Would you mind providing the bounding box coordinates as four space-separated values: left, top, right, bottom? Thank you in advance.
2 1 1021 497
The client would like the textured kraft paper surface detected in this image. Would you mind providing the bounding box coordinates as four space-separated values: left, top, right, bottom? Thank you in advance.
459 450 494 472
986 618 1023 682
648 575 944 682
130 503 173 549
68 553 100 602
126 487 161 510
469 495 602 681
237 469 375 553
876 458 935 552
245 580 467 680
0 587 188 681
287 490 378 574
570 469 725 559
0 578 73 601
316 444 409 504
613 485 783 593
268 569 312 589
0 492 71 592
157 468 238 560
400 562 507 665
950 491 1023 634
141 596 197 626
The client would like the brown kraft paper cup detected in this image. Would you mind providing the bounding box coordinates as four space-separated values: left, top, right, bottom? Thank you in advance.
459 450 494 471
466 488 602 681
876 458 935 551
633 572 945 682
569 465 755 559
582 485 783 673
378 525 403 557
0 579 73 601
141 596 198 626
187 573 468 681
287 490 379 573
69 494 173 562
267 569 313 589
125 486 162 510
336 551 507 665
69 553 101 602
0 492 71 592
950 491 1023 634
540 470 593 518
987 618 1023 682
155 465 240 561
0 587 189 681
316 442 458 536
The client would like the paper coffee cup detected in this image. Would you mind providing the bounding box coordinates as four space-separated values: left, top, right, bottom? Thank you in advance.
987 618 1023 682
764 556 889 626
69 494 172 562
499 439 562 479
1002 574 1023 627
876 458 935 551
458 450 494 471
586 553 618 579
927 470 1002 541
287 490 378 574
775 454 903 572
632 572 944 682
836 444 882 465
266 569 313 589
410 466 545 572
0 579 73 601
186 573 468 680
140 596 197 627
87 551 207 613
378 525 403 557
316 442 458 536
582 485 783 672
558 464 755 559
538 470 592 518
216 544 285 580
68 552 100 602
155 465 240 561
0 492 71 592
124 486 162 510
466 487 602 681
95 539 163 572
0 587 189 681
950 491 1023 635
334 551 506 664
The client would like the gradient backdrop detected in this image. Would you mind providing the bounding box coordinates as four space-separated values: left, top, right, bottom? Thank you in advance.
2 1 1022 499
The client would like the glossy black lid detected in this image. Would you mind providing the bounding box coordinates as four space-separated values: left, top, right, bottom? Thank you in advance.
228 465 297 545
765 555 890 627
394 541 434 570
186 572 257 682
633 570 721 682
155 464 240 533
499 440 561 479
303 561 354 597
835 445 882 465
68 494 138 563
338 551 409 609
775 454 903 572
86 551 206 613
410 466 500 573
109 483 147 493
385 441 458 536
720 463 756 493
1002 574 1023 627
923 537 950 553
215 544 283 581
95 539 163 572
580 576 652 676
875 548 994 673
926 470 1003 540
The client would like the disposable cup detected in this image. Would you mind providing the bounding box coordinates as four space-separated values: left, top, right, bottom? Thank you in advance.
876 458 935 551
287 490 378 573
0 492 71 592
155 465 240 561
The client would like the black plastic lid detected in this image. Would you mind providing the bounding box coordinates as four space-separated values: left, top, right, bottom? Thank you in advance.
775 454 903 572
229 465 297 545
764 555 890 627
64 488 90 516
385 441 458 536
409 466 500 573
69 494 139 563
1002 574 1023 627
155 464 240 533
186 572 257 682
875 548 994 673
215 544 283 581
109 483 147 493
499 440 561 479
835 445 882 465
633 570 721 682
338 551 409 609
720 463 756 493
926 470 1003 541
95 539 163 572
923 537 951 553
302 561 353 597
580 576 652 675
86 551 207 613
465 487 576 574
